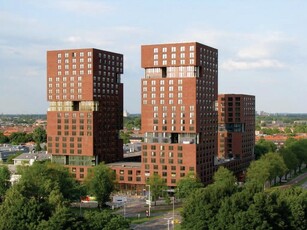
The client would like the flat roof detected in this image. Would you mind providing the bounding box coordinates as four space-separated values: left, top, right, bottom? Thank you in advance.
106 161 141 168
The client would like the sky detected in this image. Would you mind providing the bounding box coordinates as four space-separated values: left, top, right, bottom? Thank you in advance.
0 0 307 114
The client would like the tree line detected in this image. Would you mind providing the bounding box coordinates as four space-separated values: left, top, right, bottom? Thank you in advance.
0 126 46 145
255 138 307 177
0 162 130 230
257 125 307 135
178 137 307 229
180 166 307 230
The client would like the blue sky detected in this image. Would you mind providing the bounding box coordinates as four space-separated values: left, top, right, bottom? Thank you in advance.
1 0 306 114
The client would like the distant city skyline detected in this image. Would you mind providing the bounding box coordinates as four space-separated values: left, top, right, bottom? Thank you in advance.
1 0 307 114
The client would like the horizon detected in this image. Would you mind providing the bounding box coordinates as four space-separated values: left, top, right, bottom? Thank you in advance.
1 0 307 113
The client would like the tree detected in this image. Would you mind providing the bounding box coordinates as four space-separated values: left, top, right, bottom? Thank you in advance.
279 147 299 178
284 137 297 148
176 172 203 199
35 142 42 151
0 162 83 230
16 161 81 202
246 152 287 189
85 163 115 208
212 166 237 194
0 184 57 230
32 126 47 144
0 132 9 144
0 165 10 202
257 138 277 152
146 174 167 205
84 210 130 230
288 139 307 171
215 190 254 230
181 168 238 230
245 158 270 192
38 207 86 230
119 130 132 144
262 152 287 184
254 143 269 160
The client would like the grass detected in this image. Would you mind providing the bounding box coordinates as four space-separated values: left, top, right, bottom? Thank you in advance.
293 175 307 187
129 215 162 224
129 206 182 225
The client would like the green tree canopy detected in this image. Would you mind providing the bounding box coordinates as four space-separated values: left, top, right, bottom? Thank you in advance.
257 138 277 152
17 161 80 202
146 174 167 205
262 152 287 183
0 165 10 201
84 210 130 230
254 143 269 160
0 132 9 144
246 152 287 190
85 163 115 208
212 166 237 194
181 168 239 229
287 139 307 171
8 132 33 145
32 126 47 144
279 147 299 178
176 172 203 199
38 207 86 230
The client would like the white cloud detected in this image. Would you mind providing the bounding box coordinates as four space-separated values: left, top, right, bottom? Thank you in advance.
237 46 270 59
221 59 284 71
44 0 113 15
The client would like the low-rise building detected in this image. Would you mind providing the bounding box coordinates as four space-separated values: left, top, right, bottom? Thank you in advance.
13 152 51 165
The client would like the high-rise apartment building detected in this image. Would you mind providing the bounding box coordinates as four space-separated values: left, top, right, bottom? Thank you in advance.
217 94 255 174
47 48 124 180
140 42 218 186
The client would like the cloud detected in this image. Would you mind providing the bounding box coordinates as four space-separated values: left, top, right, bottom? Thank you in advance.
43 0 113 15
221 59 285 71
216 31 293 71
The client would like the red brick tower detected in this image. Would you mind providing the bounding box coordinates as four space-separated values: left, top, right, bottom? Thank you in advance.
47 48 124 180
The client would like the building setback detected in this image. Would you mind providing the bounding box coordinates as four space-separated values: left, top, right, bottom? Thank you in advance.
140 42 218 187
47 48 124 180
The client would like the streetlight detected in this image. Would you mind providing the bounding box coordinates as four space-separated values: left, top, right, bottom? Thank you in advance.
164 217 173 230
172 196 175 229
123 201 126 219
146 185 151 217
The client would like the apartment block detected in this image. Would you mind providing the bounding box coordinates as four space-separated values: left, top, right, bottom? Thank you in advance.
140 42 218 187
46 48 124 180
217 94 255 173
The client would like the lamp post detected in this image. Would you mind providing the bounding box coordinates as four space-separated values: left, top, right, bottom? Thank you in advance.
146 185 151 217
164 217 172 230
172 196 175 229
123 201 126 219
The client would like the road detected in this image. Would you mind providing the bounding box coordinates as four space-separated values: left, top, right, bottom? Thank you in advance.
131 210 181 230
112 195 181 229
